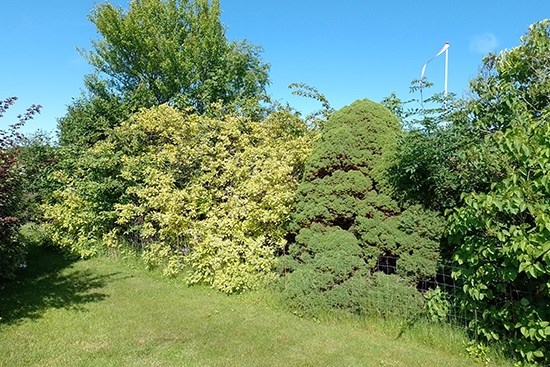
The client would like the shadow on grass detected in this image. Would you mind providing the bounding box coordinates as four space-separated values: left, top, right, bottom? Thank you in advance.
0 246 124 325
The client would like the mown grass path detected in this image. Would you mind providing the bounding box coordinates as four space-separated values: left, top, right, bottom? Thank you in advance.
0 247 511 367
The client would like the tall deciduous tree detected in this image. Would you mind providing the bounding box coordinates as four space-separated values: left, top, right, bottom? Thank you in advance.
84 0 269 114
58 0 270 150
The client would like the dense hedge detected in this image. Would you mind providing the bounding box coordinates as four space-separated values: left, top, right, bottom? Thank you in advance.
385 20 550 365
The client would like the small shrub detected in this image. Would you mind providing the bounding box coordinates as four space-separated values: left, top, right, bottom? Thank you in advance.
423 287 450 323
361 272 425 319
278 224 370 315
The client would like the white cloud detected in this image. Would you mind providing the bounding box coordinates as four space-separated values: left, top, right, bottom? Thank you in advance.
469 33 499 54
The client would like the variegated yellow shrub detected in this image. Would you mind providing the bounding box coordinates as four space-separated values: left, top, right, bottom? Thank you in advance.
46 105 314 291
110 105 314 291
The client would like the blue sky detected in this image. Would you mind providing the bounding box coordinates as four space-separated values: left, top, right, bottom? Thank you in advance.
1 1 549 135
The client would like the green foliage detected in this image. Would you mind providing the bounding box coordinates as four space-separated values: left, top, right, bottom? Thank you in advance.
84 0 269 114
44 139 125 258
389 124 467 212
423 287 450 323
449 118 550 364
465 341 497 367
467 21 550 133
280 98 444 316
17 131 58 223
0 97 41 282
382 20 550 365
279 224 371 314
289 82 334 128
56 0 271 191
383 82 500 216
448 20 550 365
116 106 312 292
57 78 129 148
45 105 314 292
382 81 456 132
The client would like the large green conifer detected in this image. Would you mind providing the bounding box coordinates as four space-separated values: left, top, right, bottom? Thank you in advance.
280 98 443 315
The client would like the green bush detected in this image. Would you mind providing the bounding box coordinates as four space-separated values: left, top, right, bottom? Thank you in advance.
279 224 370 315
448 118 550 364
423 287 451 323
447 20 550 365
361 272 425 319
280 98 444 316
279 225 424 318
44 140 124 258
17 131 58 223
0 97 41 282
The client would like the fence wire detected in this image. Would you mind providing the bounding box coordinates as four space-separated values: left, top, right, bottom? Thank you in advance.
374 254 473 328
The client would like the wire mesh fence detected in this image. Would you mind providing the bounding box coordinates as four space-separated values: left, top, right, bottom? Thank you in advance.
374 254 473 328
278 250 536 341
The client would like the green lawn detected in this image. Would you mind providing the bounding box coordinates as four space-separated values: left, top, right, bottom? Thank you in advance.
0 247 512 367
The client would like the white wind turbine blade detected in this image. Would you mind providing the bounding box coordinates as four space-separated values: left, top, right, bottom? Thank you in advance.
434 42 450 57
420 42 450 80
420 63 428 80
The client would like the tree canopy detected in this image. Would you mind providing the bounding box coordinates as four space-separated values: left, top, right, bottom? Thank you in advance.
84 0 269 114
58 0 271 148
